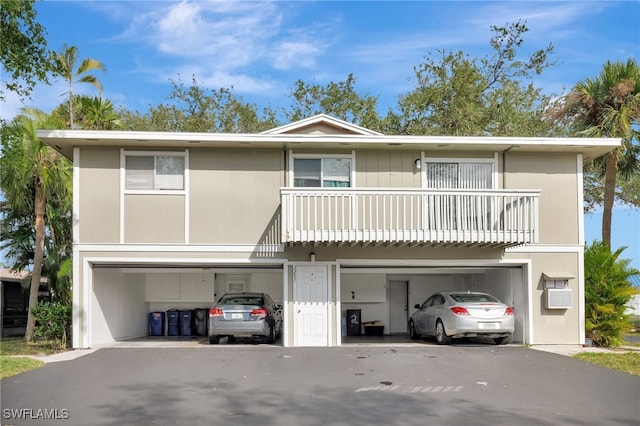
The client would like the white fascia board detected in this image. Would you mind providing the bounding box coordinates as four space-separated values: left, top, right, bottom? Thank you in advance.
36 129 622 147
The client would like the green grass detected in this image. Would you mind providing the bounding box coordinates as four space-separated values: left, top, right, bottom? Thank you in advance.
573 351 640 376
0 337 66 356
0 356 45 379
0 337 67 379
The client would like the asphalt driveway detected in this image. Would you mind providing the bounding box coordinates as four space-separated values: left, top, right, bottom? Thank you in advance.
1 345 638 426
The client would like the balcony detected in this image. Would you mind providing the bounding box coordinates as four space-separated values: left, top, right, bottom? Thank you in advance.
281 188 540 248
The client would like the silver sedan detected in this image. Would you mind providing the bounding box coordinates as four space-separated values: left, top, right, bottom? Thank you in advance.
208 292 282 344
409 291 514 345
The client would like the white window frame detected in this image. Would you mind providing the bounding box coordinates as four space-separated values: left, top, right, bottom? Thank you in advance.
421 155 498 189
122 150 188 194
288 150 356 188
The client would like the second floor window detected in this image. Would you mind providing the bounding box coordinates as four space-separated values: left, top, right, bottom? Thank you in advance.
293 157 351 188
424 161 493 189
125 154 185 190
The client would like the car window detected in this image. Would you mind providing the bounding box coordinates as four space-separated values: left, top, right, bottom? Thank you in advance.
433 295 445 306
450 293 499 303
421 296 434 309
219 296 264 306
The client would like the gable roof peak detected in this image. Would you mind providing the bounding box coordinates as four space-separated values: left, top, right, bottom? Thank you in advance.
262 113 382 136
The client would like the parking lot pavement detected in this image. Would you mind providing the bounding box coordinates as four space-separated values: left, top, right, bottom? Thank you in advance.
2 345 638 426
27 338 637 364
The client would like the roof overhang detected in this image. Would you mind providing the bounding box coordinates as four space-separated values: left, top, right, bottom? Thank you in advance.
37 129 621 162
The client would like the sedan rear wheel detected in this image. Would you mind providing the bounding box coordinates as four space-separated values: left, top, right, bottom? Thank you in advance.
435 320 452 345
493 336 510 345
265 323 275 344
409 321 419 340
209 335 220 344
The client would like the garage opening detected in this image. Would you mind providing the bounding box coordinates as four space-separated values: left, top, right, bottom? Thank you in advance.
340 266 526 345
90 265 285 347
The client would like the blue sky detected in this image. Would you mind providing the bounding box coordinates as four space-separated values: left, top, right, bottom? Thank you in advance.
1 1 638 269
3 1 639 118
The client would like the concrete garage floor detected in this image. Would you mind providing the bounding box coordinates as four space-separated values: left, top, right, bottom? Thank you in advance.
90 332 640 352
94 333 507 348
90 333 424 348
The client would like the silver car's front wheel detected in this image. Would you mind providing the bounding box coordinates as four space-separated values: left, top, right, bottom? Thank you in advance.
435 320 452 345
409 321 419 340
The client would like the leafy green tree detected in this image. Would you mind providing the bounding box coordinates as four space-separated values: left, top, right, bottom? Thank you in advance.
119 76 277 132
0 0 52 101
285 74 381 130
385 20 558 136
618 174 640 207
562 59 640 246
51 44 105 128
0 108 72 342
584 241 639 347
583 158 640 213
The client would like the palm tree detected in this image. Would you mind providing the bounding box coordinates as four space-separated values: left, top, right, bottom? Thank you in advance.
0 108 72 342
568 59 640 247
76 95 122 130
584 241 639 347
52 44 105 129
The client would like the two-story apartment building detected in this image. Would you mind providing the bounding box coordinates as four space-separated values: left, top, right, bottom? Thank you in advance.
38 114 619 349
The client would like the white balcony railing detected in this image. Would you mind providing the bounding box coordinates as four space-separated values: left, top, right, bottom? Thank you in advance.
281 188 540 247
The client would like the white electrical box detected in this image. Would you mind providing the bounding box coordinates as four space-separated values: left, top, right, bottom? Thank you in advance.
546 289 573 309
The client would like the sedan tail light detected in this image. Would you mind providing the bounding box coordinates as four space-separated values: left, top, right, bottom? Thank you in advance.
505 307 514 316
250 308 268 318
450 306 470 315
209 308 224 317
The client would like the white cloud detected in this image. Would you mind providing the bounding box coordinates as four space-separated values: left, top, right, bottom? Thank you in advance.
133 1 284 66
199 70 279 94
0 79 70 121
159 64 279 95
104 0 331 97
272 41 322 70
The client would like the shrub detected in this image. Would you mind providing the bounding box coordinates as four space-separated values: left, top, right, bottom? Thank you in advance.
584 241 639 347
31 301 71 347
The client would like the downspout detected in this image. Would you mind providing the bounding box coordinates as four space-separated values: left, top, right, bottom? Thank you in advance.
501 145 517 188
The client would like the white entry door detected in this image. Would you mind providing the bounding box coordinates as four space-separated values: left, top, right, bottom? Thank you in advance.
294 265 329 347
389 280 409 333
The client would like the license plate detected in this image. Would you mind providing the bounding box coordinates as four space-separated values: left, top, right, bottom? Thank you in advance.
231 313 243 319
479 322 498 329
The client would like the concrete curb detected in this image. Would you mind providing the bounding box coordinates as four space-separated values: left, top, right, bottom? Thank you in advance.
531 344 639 357
25 348 99 364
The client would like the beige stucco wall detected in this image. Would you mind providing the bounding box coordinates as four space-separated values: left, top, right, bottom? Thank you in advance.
356 150 421 188
504 152 580 245
189 148 283 244
78 147 120 243
124 194 185 243
77 147 285 245
504 251 582 344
